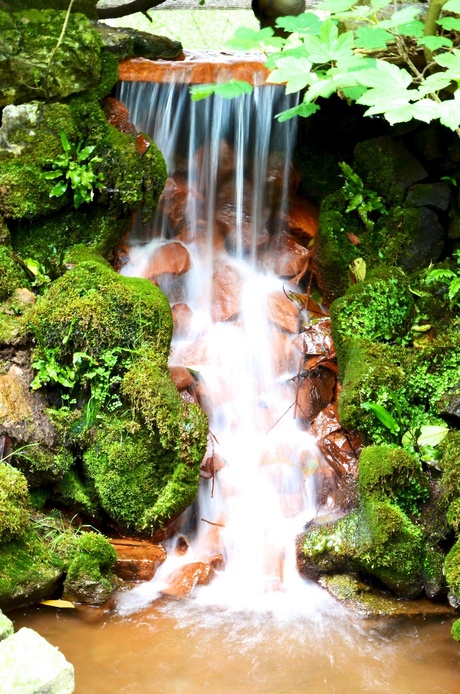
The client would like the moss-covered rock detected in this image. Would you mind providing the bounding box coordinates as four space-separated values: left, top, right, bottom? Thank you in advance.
54 468 100 519
94 24 183 61
29 260 173 362
300 496 424 597
0 10 102 107
63 531 117 605
445 540 460 603
330 267 414 369
0 247 29 301
0 463 29 544
0 529 63 610
452 618 460 641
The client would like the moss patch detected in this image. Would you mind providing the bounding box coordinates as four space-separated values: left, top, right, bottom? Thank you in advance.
0 464 29 544
0 247 30 302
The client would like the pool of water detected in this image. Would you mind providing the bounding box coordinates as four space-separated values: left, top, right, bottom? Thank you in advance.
11 594 460 694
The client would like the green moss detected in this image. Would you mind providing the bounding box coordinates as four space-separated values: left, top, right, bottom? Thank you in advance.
74 531 116 569
0 529 63 609
330 267 414 368
54 468 100 518
0 312 25 346
444 540 460 599
0 10 102 107
0 464 29 544
358 445 429 517
302 497 424 597
29 261 173 361
447 498 460 533
422 546 446 599
0 247 29 301
60 531 116 605
13 445 73 489
452 618 460 641
2 1 99 19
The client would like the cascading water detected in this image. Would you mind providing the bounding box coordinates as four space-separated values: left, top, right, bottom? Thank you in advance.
116 63 334 614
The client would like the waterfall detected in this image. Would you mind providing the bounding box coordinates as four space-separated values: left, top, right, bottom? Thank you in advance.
117 67 329 614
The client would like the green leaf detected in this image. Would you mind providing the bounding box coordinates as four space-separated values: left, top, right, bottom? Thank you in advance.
434 49 460 74
448 276 460 301
417 425 449 448
276 13 321 35
267 56 313 93
59 130 72 155
417 72 454 95
341 85 368 100
444 0 460 9
190 80 253 102
350 257 366 282
417 35 453 51
379 6 422 28
303 20 354 63
355 59 413 90
276 102 320 121
225 26 283 51
49 180 68 198
437 17 460 30
355 26 393 50
438 92 460 131
361 402 400 435
43 170 63 180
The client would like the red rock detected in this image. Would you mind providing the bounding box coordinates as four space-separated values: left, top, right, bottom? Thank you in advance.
179 336 209 367
160 562 216 599
293 319 333 356
295 369 336 424
102 97 137 135
266 155 301 200
118 53 269 86
271 328 297 375
286 196 319 240
267 291 299 334
171 302 193 337
310 404 342 440
145 241 191 279
272 233 311 279
212 262 242 323
136 132 151 156
169 366 195 391
216 181 269 253
317 430 358 478
157 175 200 238
110 539 166 582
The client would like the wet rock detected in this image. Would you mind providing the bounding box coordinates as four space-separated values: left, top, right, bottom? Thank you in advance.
293 318 333 356
145 241 191 280
317 430 358 478
110 539 166 582
212 262 242 322
102 97 137 135
405 182 452 211
354 136 427 205
169 366 195 392
272 328 297 375
272 233 311 279
394 207 445 273
267 291 299 334
136 133 151 157
157 175 200 237
217 182 269 253
438 383 460 421
285 196 318 240
196 140 235 186
171 302 193 337
310 404 342 440
160 562 216 599
0 627 75 694
295 369 336 424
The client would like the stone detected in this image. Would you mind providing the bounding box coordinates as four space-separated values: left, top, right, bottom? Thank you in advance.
285 196 318 240
310 404 342 440
157 175 200 237
293 318 333 356
144 241 191 280
0 627 75 694
272 233 311 279
0 103 40 155
160 561 216 599
354 136 427 206
94 24 183 61
110 539 166 582
211 262 242 323
216 181 269 253
169 365 195 391
136 133 151 157
317 430 359 478
102 97 137 135
438 383 460 421
396 207 445 273
267 290 299 334
405 182 452 211
0 609 13 641
295 369 336 424
171 302 193 337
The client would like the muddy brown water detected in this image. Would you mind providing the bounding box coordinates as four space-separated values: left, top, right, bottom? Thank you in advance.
11 597 460 694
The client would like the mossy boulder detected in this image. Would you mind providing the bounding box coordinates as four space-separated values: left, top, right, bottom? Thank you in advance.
0 463 29 544
452 618 460 641
29 260 173 362
0 10 102 107
94 24 183 61
299 497 424 597
0 247 29 302
330 267 414 369
445 540 460 605
63 531 117 605
0 530 63 610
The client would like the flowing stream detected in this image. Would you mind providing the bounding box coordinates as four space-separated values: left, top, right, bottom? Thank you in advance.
11 61 460 694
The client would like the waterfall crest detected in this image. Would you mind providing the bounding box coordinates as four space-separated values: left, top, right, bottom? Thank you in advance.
117 68 328 613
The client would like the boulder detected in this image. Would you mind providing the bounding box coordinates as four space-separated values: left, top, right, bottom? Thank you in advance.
93 24 182 61
212 262 242 323
285 196 318 240
267 291 299 334
145 242 191 280
110 539 166 582
169 366 195 392
272 233 311 279
295 369 336 424
0 627 74 694
160 561 216 599
405 182 452 211
102 97 137 135
171 303 193 337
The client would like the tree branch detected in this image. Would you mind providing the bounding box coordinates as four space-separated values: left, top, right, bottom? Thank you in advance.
96 0 169 19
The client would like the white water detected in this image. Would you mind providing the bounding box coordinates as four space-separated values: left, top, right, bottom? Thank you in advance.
117 74 333 615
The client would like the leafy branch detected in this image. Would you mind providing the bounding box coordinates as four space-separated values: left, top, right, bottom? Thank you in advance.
195 0 460 133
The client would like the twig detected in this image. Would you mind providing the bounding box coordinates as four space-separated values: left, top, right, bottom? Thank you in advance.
200 518 225 527
44 0 75 100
